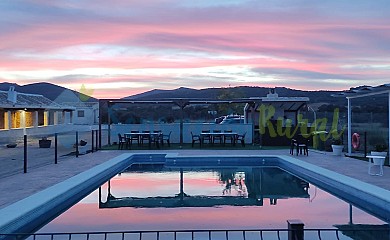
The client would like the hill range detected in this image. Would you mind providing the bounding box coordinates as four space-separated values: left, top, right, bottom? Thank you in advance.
0 82 97 102
126 86 344 104
0 82 347 106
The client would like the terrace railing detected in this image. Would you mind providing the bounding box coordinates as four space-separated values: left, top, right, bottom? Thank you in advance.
1 228 389 240
0 129 109 178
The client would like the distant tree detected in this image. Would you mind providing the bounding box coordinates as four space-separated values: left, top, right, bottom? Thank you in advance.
160 115 175 123
318 104 346 113
216 88 246 116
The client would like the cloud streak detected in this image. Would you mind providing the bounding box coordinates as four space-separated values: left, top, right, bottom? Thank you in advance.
0 0 389 98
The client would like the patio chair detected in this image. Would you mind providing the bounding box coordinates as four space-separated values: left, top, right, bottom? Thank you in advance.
161 131 172 147
236 132 246 147
191 132 201 147
212 130 223 144
292 134 309 156
140 131 150 145
290 139 296 155
150 131 163 148
201 130 212 145
129 130 140 145
117 133 128 150
223 130 235 145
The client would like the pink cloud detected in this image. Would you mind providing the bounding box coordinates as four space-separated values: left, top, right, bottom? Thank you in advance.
1 1 389 97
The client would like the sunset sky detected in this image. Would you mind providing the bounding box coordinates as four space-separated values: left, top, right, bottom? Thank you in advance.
1 1 389 98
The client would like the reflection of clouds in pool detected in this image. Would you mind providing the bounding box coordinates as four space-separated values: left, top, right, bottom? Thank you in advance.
40 199 384 233
38 168 386 233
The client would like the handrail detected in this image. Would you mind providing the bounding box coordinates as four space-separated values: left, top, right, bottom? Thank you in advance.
1 228 389 240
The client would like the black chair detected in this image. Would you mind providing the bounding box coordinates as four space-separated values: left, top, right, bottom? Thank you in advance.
290 139 296 155
223 130 234 145
236 132 246 147
140 131 150 145
150 131 162 148
129 130 140 145
191 132 201 147
117 133 128 150
201 130 212 145
293 134 309 156
212 130 223 144
161 131 172 147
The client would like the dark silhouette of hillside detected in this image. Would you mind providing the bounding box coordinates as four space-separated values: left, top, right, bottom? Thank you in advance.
0 82 97 102
126 86 345 105
0 82 347 106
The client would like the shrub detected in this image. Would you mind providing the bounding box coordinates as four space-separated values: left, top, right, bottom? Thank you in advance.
332 137 342 145
375 144 387 152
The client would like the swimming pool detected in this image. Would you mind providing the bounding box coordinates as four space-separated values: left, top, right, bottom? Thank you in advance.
38 165 385 233
1 153 390 237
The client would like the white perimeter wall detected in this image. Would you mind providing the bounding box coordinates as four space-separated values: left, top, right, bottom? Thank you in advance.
0 124 101 143
110 123 253 144
72 107 99 125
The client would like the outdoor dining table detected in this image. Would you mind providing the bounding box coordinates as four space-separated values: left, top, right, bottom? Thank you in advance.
124 132 162 149
200 132 238 146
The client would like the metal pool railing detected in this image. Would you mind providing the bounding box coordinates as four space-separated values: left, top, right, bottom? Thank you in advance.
1 228 389 240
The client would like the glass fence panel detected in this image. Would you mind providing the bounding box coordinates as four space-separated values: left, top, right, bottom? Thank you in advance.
100 128 109 148
27 134 56 169
57 131 78 158
0 135 25 177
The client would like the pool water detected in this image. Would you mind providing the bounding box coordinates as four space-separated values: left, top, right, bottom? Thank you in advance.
38 166 386 233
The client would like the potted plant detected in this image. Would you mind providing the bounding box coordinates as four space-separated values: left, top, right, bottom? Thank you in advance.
6 143 17 148
331 137 344 156
371 144 387 157
39 137 52 148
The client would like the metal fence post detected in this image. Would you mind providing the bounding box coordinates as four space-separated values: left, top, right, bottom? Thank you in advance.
95 130 98 151
76 131 79 158
364 131 367 157
55 133 58 164
287 219 304 240
24 135 27 173
91 130 94 153
96 130 99 150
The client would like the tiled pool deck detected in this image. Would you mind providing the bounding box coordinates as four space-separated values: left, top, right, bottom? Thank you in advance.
0 148 389 209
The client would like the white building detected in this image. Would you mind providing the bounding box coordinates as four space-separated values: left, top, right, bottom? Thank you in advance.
0 87 75 139
244 89 310 128
53 89 99 125
62 102 99 125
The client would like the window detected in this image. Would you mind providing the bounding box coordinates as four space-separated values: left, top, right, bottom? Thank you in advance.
77 110 85 117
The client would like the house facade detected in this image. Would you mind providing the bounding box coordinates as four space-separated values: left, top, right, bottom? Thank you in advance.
53 88 99 125
0 87 75 140
62 102 99 125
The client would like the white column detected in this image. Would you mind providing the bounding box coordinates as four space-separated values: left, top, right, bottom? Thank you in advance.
4 111 11 130
53 111 59 125
33 111 38 127
347 98 352 155
70 111 74 124
21 110 26 135
44 111 49 126
62 111 66 124
388 92 390 161
20 110 26 129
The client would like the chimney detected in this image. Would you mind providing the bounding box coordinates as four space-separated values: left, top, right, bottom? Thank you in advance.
266 88 278 98
7 86 17 103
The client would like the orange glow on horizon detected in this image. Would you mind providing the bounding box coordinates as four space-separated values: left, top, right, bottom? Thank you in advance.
1 1 389 98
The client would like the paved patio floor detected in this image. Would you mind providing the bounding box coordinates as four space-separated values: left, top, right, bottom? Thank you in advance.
0 148 389 209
